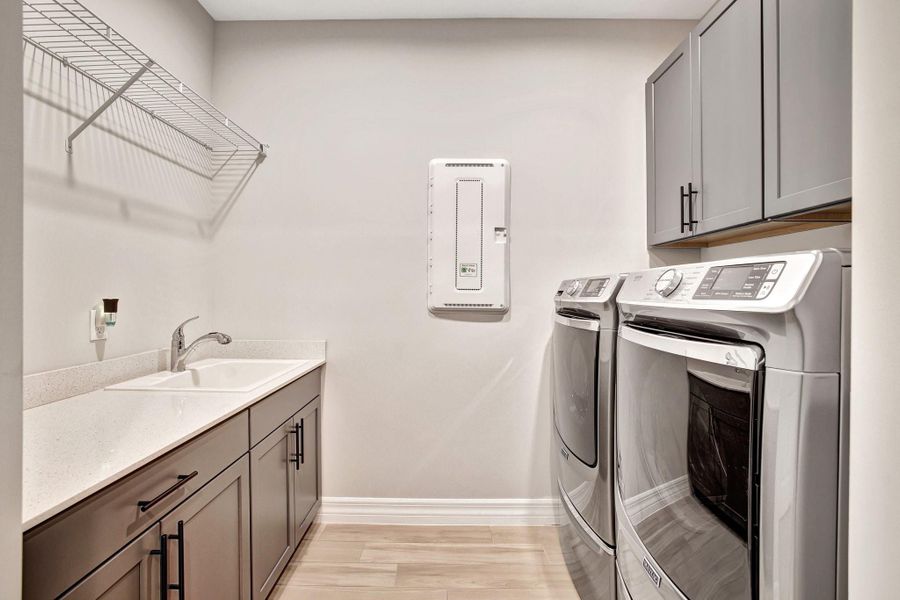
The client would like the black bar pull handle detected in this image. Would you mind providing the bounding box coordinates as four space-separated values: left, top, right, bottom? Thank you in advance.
150 534 168 600
167 521 186 600
687 182 699 231
138 471 199 512
299 418 305 466
680 185 687 233
289 422 301 470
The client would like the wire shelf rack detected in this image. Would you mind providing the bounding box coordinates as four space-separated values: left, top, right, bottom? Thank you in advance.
22 0 267 160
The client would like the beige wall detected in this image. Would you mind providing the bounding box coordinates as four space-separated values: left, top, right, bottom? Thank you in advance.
22 0 218 374
699 224 851 262
849 1 900 597
85 0 215 97
1 0 23 593
211 19 694 500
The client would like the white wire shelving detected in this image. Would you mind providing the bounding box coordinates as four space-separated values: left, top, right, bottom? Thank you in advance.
22 0 267 161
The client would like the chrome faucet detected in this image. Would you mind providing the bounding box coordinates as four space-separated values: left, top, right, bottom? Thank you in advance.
170 316 232 372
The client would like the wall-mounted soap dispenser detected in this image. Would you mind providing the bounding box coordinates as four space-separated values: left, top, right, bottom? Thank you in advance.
90 298 119 342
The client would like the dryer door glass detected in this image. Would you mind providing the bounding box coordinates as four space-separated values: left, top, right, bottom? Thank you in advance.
616 325 762 600
552 315 600 467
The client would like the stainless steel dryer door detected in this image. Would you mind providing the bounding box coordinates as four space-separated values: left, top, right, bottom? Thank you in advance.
553 314 602 468
553 312 616 546
616 324 763 600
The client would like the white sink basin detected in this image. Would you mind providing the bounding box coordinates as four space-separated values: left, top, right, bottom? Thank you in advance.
107 359 309 393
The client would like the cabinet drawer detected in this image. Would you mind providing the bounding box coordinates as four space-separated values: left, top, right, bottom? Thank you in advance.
24 412 248 600
59 524 160 600
250 368 321 447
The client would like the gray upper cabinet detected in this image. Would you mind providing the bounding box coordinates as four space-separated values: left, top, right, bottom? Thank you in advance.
691 0 763 234
60 525 161 600
646 0 851 245
646 38 693 245
763 0 852 217
293 398 321 541
251 420 297 600
161 456 252 600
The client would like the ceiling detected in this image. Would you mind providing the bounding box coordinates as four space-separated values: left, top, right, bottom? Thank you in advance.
197 0 710 21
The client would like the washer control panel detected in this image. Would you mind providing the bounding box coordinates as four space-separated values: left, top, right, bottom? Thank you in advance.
616 251 829 311
693 261 786 300
655 269 683 297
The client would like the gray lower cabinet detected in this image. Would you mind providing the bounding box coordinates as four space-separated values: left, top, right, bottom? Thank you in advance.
24 368 323 600
691 0 763 234
293 398 320 539
23 414 249 600
763 0 851 217
161 456 252 600
646 38 693 245
250 420 297 600
250 396 322 600
60 525 161 600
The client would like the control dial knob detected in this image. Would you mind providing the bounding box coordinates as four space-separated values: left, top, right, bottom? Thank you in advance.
655 269 683 297
567 281 582 296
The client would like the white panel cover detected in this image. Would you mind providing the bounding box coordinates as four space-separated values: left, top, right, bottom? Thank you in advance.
428 159 510 313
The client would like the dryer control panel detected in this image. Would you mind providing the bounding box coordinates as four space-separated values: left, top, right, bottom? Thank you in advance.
555 273 626 330
556 276 618 304
579 277 610 298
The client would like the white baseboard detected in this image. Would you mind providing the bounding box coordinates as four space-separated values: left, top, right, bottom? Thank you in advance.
318 497 561 526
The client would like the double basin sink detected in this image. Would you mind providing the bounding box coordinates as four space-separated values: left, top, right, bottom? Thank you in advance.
107 359 309 393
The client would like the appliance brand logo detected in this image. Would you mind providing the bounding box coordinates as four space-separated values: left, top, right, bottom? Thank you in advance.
642 557 662 588
560 447 569 460
459 263 478 277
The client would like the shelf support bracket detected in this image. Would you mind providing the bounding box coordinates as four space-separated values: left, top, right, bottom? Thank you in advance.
66 60 154 153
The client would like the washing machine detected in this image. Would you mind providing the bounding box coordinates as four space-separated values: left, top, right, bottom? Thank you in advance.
614 249 850 600
553 273 627 600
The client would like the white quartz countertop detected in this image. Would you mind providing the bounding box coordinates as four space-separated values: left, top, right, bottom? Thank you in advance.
22 358 325 530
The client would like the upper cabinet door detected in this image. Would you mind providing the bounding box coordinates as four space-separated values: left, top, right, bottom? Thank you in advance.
692 0 763 234
646 38 693 246
763 0 851 217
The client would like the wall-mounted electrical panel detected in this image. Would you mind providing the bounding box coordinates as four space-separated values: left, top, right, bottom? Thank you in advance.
427 158 510 314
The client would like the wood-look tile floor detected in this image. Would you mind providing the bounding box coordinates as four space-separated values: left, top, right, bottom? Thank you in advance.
270 523 580 600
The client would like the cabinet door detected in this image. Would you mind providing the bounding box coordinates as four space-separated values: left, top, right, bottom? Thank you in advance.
60 525 161 600
763 0 851 217
161 457 251 600
293 398 320 541
250 420 296 600
691 0 763 234
646 38 693 245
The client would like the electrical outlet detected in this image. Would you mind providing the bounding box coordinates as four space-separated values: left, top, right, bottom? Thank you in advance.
90 308 107 342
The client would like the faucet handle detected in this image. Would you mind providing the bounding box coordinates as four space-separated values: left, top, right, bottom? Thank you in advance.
173 315 199 338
